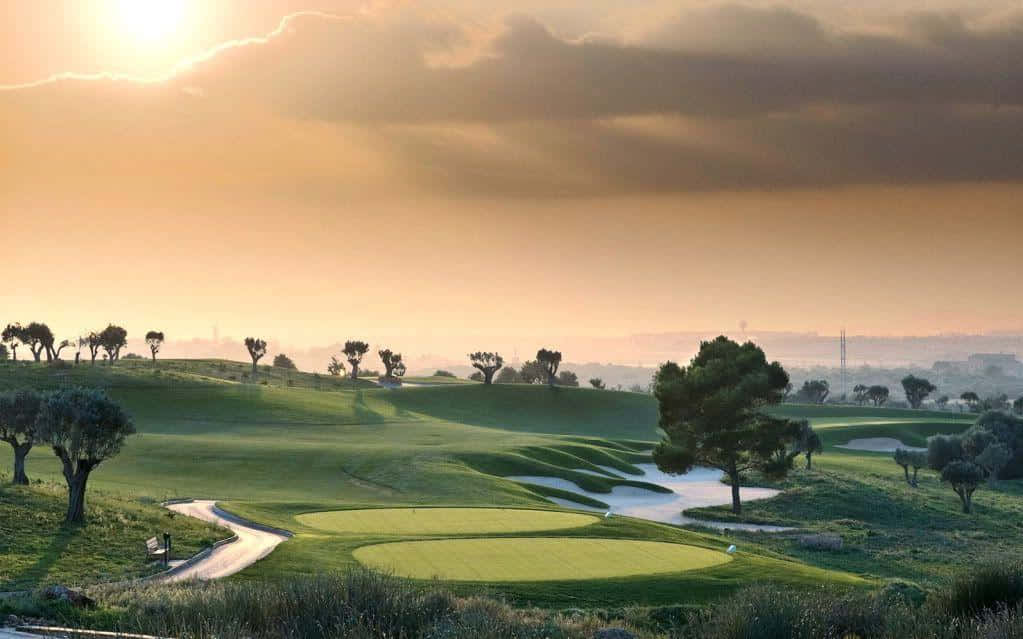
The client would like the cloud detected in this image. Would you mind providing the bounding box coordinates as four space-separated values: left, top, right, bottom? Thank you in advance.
4 4 1023 195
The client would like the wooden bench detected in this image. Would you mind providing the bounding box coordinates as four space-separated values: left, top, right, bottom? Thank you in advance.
145 537 167 563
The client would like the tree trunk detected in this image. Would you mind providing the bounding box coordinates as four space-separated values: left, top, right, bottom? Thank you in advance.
65 470 90 524
31 347 41 362
251 359 258 375
12 443 31 485
911 468 919 487
484 369 495 385
901 465 910 483
75 352 80 365
806 453 812 470
151 349 157 362
729 468 742 514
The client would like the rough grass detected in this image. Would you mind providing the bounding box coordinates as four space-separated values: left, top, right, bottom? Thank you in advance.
295 507 599 535
0 483 227 591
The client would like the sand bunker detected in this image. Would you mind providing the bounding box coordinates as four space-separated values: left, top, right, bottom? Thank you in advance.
509 463 791 532
836 438 925 453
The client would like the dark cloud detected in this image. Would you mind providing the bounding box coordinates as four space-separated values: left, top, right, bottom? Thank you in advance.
5 4 1023 194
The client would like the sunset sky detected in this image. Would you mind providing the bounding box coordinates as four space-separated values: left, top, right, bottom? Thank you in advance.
4 1 1023 350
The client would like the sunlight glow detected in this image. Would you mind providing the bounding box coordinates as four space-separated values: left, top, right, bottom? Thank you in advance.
113 0 188 48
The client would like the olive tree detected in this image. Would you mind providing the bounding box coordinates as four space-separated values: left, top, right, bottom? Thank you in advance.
589 377 606 390
651 336 801 514
894 448 927 487
37 388 136 523
379 349 403 379
867 385 890 406
960 392 980 412
98 324 128 364
327 356 346 377
244 337 268 374
536 349 562 387
902 375 937 409
468 352 504 385
794 421 823 470
145 331 165 361
941 461 985 514
342 340 370 381
0 389 43 485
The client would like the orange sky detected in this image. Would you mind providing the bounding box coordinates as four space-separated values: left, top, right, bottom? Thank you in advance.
3 1 1022 347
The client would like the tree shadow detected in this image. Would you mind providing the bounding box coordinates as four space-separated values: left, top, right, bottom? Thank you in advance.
9 523 78 590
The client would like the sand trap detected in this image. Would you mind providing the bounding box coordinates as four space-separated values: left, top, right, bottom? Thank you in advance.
836 438 925 453
164 500 290 581
296 508 597 535
354 538 731 581
509 463 791 532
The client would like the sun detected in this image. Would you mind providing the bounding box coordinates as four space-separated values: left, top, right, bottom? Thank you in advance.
112 0 188 48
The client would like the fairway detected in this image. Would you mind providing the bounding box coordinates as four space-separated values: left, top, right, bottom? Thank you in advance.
353 538 732 581
296 508 598 535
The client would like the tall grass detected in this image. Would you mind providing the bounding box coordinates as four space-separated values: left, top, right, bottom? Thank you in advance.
87 569 646 639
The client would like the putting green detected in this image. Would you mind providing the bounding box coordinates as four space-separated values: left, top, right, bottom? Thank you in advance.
296 508 598 535
353 538 732 581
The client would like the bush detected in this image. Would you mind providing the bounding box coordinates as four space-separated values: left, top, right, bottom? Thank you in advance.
273 354 297 369
434 370 455 378
797 533 843 551
927 562 1023 618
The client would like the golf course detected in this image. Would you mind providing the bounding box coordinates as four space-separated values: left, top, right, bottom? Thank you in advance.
2 357 998 612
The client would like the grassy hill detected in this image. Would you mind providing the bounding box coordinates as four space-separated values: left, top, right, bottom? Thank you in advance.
2 360 994 605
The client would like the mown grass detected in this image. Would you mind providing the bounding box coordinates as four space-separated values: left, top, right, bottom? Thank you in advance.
0 482 227 591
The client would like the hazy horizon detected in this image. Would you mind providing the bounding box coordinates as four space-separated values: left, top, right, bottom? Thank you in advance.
5 1 1022 342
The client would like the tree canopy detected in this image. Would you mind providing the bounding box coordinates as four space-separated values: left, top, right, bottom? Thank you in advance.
795 380 830 404
37 388 135 523
273 353 297 369
468 352 504 385
902 375 937 409
651 336 800 514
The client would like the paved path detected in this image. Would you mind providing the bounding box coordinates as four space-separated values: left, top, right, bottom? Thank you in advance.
0 630 42 638
163 500 290 581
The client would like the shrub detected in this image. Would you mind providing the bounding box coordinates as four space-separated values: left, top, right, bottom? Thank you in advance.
797 533 843 551
434 370 456 378
927 562 1023 618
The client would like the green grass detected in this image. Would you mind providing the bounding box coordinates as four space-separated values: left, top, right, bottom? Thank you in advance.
0 361 898 605
0 482 228 592
353 538 733 581
296 507 598 535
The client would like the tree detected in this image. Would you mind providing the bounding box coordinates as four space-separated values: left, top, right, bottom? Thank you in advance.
794 421 822 470
866 385 890 406
468 352 504 385
49 339 71 361
273 354 296 369
961 392 980 412
378 349 403 379
0 344 8 362
0 324 22 361
495 367 521 384
85 333 102 365
976 443 1011 486
557 371 579 387
852 384 869 405
894 448 926 487
469 371 484 382
342 341 370 381
0 389 43 485
434 370 455 378
936 395 950 410
392 361 406 378
941 461 985 514
901 375 936 409
98 324 128 364
1015 397 1023 416
536 349 562 387
651 336 800 514
795 380 830 404
244 337 268 374
37 388 136 523
3 323 52 362
589 377 606 390
519 360 546 384
327 356 346 377
145 331 165 361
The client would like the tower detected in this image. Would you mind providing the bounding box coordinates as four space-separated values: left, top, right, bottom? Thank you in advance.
840 329 847 400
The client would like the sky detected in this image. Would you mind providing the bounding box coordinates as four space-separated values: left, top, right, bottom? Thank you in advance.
3 1 1023 351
